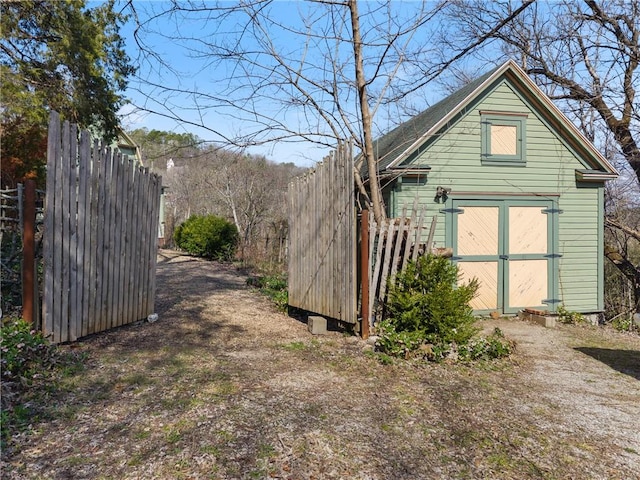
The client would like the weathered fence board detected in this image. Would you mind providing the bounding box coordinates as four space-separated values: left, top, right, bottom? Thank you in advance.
77 130 90 338
288 142 357 324
42 112 161 343
366 206 434 325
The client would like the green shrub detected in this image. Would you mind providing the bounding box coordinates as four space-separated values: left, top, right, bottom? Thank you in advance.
610 315 640 333
385 254 479 346
1 319 55 385
174 214 238 260
457 328 514 362
611 316 632 332
374 320 425 359
376 255 511 363
557 304 585 325
1 319 85 446
247 274 288 311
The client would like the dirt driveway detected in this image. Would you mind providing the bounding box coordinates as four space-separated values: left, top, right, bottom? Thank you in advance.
3 250 640 479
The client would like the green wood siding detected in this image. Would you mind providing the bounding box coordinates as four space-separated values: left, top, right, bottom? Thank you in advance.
387 79 604 313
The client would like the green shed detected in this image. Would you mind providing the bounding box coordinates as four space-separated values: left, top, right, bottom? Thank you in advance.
373 60 618 318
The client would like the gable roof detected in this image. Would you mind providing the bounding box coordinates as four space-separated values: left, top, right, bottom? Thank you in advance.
373 60 618 177
116 129 143 166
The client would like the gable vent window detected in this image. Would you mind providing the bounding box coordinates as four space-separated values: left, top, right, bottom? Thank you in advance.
481 112 527 166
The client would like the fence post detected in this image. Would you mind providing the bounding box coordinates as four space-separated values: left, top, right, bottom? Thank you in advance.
360 210 370 339
22 179 36 324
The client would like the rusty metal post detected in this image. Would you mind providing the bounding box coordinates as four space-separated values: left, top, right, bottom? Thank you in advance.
360 210 370 339
22 179 36 324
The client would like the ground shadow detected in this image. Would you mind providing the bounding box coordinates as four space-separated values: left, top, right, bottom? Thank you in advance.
574 347 640 381
289 307 358 335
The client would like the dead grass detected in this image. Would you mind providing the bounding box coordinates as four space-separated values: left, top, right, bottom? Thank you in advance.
2 250 639 479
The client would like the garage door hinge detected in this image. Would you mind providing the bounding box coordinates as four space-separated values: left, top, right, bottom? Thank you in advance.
544 253 562 258
542 208 563 214
542 298 561 305
440 207 464 214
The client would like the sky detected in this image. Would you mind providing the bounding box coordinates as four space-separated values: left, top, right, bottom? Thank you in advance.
114 0 462 168
113 1 616 170
115 1 334 166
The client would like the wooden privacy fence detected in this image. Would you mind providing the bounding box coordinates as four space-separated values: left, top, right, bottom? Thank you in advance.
286 140 439 334
288 142 357 324
43 112 162 343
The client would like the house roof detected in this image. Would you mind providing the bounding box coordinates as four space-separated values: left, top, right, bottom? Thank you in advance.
116 129 143 166
373 60 618 177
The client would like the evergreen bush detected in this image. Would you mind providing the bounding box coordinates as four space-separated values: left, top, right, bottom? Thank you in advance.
375 255 511 362
174 214 238 260
385 254 479 346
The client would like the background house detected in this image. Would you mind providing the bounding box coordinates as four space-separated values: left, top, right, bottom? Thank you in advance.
113 129 166 244
372 60 618 319
115 129 143 166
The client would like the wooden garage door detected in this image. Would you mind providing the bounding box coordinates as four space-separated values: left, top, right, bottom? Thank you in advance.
456 205 500 310
452 199 556 314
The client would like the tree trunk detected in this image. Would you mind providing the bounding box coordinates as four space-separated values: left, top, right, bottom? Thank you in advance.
348 0 386 224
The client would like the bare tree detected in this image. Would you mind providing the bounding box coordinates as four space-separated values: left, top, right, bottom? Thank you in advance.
125 0 533 224
202 154 286 253
162 143 303 263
